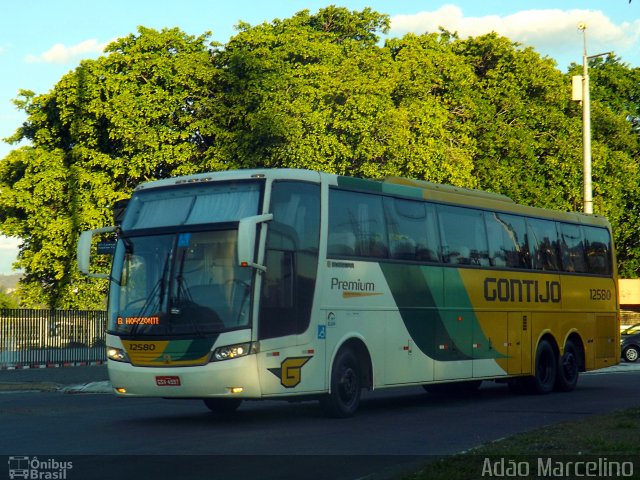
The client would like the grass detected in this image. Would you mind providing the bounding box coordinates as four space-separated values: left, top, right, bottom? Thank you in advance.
400 408 640 479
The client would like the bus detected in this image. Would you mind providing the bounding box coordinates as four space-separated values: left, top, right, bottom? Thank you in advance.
77 168 619 417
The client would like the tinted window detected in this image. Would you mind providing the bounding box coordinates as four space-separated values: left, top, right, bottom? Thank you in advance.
328 190 388 258
527 219 560 271
584 226 612 275
384 197 440 262
438 205 489 266
485 212 529 269
558 223 588 273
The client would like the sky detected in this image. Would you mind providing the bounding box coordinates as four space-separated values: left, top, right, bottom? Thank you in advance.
0 0 638 274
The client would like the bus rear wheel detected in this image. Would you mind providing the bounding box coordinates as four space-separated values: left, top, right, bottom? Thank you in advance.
203 398 242 413
320 348 361 418
555 339 580 392
525 339 557 394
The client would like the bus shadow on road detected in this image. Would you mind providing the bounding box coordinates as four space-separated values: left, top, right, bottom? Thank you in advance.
112 382 520 428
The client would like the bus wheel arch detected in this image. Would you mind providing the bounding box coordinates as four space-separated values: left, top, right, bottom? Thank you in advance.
320 338 373 418
555 334 584 392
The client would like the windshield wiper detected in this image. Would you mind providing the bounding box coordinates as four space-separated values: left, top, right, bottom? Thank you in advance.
169 249 207 337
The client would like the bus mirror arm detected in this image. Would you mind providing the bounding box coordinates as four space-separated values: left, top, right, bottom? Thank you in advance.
237 214 273 272
77 226 117 279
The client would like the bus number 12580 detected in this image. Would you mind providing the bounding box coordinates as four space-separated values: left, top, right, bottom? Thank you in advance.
589 289 612 301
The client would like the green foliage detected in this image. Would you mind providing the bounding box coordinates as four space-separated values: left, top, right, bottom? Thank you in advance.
565 56 640 276
0 287 19 309
1 27 220 308
1 6 640 307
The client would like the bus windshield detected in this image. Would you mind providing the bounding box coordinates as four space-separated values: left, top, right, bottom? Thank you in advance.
109 229 252 336
108 180 262 336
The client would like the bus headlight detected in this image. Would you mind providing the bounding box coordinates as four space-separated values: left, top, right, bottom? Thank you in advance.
212 342 257 361
107 346 130 363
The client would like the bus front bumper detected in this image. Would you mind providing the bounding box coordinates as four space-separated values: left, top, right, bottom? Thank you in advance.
107 354 261 398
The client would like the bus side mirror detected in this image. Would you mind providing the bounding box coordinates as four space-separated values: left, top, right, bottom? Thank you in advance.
77 226 117 279
237 214 273 271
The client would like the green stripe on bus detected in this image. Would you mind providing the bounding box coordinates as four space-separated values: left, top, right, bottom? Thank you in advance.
336 176 383 193
152 338 215 362
380 263 505 361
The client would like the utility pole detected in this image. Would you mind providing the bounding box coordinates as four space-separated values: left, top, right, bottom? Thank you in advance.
572 23 611 214
579 23 592 214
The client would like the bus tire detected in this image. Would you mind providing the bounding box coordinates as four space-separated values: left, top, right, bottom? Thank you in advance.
555 339 580 392
203 398 242 413
320 348 361 418
525 339 557 394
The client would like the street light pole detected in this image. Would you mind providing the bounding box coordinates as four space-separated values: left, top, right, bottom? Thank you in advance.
576 23 611 214
579 23 593 214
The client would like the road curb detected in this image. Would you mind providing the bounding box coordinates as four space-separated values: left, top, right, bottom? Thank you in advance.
0 380 113 394
59 380 113 394
0 381 61 392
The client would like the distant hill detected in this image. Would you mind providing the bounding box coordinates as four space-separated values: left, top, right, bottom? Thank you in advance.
0 274 22 291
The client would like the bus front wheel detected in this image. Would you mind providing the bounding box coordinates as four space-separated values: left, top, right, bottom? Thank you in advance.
525 339 557 394
320 348 361 418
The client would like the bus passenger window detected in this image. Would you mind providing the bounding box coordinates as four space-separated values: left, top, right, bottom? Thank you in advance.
384 198 440 262
527 219 560 271
329 189 388 259
558 223 588 273
584 227 612 275
485 213 529 269
438 205 489 267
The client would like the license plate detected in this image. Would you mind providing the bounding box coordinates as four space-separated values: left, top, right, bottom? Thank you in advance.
155 376 181 386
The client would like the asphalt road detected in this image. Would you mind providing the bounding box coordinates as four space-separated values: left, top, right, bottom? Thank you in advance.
1 365 640 480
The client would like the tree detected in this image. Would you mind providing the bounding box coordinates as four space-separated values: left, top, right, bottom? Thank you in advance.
2 7 640 310
567 57 640 276
214 10 478 186
1 27 219 308
0 286 19 309
452 34 640 276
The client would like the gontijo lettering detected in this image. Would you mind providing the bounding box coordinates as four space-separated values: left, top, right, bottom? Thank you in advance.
484 277 561 303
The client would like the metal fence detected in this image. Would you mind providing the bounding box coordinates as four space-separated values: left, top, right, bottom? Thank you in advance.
0 309 107 368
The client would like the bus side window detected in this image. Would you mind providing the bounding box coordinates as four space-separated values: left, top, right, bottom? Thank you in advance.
328 189 388 259
385 197 440 262
486 213 529 269
438 205 489 267
584 226 612 275
558 223 588 273
527 219 560 271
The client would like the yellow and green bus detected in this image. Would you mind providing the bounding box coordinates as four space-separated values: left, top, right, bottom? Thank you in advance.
77 169 619 417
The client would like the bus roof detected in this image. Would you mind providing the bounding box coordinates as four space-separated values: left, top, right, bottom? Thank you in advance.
383 176 515 204
132 168 611 229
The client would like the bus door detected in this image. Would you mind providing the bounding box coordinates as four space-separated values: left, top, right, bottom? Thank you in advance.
255 246 324 396
255 180 322 397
